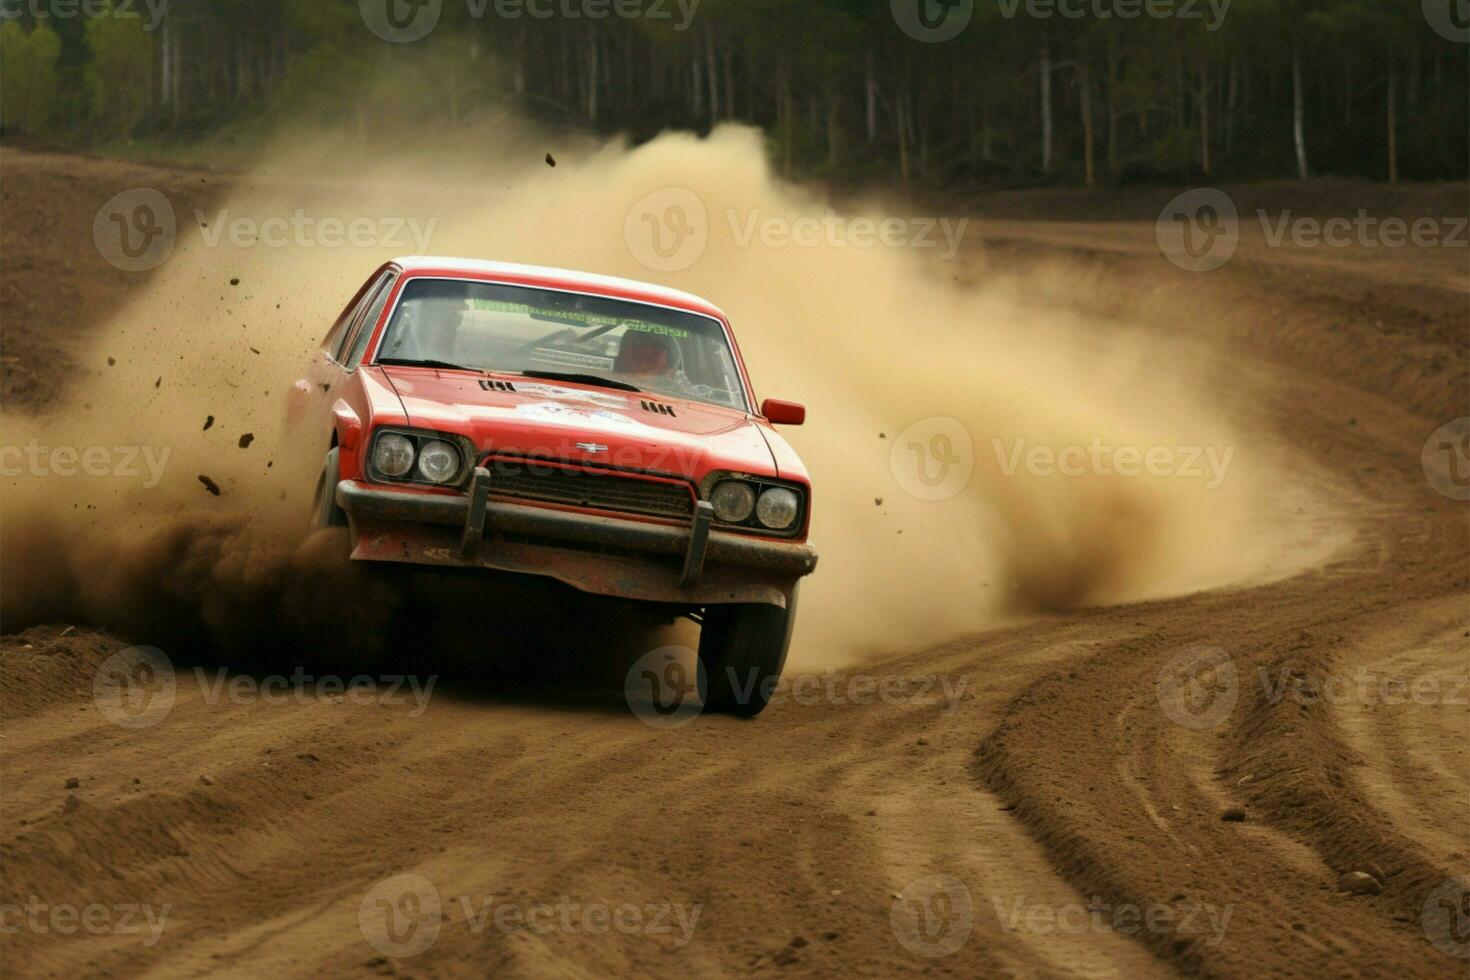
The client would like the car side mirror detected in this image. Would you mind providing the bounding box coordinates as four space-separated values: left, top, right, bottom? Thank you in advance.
761 399 806 426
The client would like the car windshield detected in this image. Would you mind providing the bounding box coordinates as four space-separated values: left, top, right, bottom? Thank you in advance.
374 278 748 411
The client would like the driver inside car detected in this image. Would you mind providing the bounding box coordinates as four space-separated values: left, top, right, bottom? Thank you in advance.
380 295 466 362
614 329 679 381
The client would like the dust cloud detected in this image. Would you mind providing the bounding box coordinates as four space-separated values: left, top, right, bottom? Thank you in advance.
0 120 1325 667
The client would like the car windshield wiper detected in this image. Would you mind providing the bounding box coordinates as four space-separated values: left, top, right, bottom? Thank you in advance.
377 357 478 372
519 370 642 393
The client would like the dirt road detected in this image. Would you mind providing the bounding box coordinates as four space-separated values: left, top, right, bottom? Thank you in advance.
1 150 1466 978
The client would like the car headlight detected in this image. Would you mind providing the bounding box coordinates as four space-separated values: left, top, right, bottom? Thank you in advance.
756 487 800 530
373 433 415 478
416 440 461 484
710 481 757 523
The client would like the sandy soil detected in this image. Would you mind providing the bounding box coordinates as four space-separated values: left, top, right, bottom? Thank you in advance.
1 149 1467 978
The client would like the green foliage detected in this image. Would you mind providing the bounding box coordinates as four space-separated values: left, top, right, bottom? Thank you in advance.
0 0 1463 181
0 21 61 134
84 5 154 139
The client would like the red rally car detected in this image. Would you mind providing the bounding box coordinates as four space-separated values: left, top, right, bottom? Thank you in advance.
290 257 817 715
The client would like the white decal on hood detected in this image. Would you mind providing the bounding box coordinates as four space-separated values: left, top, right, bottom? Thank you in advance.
517 383 629 409
514 402 645 431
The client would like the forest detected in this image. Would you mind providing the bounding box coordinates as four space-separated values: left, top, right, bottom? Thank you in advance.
1 0 1466 186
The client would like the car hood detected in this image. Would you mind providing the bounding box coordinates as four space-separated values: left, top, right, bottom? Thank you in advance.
379 366 777 477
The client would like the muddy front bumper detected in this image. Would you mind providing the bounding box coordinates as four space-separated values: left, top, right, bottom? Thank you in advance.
335 470 818 608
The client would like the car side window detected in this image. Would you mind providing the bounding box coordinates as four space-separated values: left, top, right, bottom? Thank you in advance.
344 274 398 368
334 272 392 363
322 287 370 356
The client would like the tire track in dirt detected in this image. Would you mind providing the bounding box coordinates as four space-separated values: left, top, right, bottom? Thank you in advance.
975 240 1469 978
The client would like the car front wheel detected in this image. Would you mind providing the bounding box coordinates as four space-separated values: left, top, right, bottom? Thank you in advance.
697 588 798 717
310 447 348 530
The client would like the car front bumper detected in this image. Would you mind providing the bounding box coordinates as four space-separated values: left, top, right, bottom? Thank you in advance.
335 469 818 608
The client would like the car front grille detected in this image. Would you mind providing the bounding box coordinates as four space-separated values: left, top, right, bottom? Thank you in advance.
481 458 695 520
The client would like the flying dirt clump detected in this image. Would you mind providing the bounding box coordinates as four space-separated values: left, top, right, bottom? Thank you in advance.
0 121 1317 666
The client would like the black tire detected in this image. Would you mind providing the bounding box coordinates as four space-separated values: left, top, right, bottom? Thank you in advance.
697 587 798 717
310 447 348 530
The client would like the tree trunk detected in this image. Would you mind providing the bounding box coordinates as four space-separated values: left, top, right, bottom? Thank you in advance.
705 24 718 124
827 93 842 168
1386 57 1398 184
1199 61 1210 176
1039 36 1053 173
1292 41 1309 180
896 90 911 186
585 29 599 122
1106 39 1119 178
722 47 735 120
865 53 878 143
1081 61 1095 187
1225 56 1238 157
